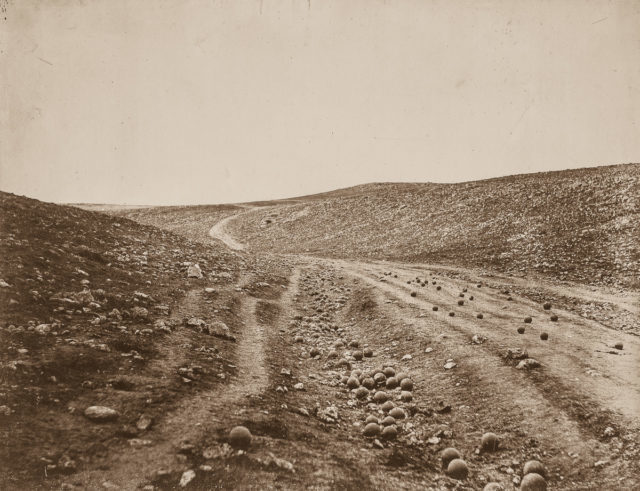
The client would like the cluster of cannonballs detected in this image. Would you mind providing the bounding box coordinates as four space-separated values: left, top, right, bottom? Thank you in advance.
442 440 548 490
340 365 414 441
516 302 556 340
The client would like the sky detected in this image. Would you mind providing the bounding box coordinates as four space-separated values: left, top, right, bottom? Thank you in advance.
1 0 639 205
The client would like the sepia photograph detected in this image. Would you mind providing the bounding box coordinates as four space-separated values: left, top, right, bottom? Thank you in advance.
1 0 639 489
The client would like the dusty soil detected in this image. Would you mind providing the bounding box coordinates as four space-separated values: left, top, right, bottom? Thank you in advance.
2 170 639 490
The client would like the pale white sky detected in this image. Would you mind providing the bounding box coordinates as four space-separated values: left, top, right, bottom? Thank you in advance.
1 0 639 205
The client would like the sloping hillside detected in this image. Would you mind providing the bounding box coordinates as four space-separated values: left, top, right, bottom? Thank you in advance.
228 164 640 288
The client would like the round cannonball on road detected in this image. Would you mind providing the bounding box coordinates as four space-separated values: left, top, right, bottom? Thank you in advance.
383 367 396 377
362 377 375 390
517 327 525 334
381 415 396 426
615 342 624 350
385 377 398 389
363 423 381 437
400 378 413 391
355 387 369 399
353 350 363 361
447 459 469 480
400 391 413 402
458 300 464 306
543 302 552 310
524 316 532 324
381 400 395 412
441 447 461 468
373 391 388 403
550 314 558 322
432 306 439 311
523 460 547 479
365 415 379 424
364 348 374 357
382 425 398 440
373 372 386 385
521 473 547 491
389 407 405 420
540 332 549 341
347 377 360 389
229 426 252 450
480 432 499 452
477 313 484 319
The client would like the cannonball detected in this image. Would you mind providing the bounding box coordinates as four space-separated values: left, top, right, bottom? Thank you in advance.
400 378 413 391
480 432 499 452
349 340 359 348
540 332 548 341
347 377 360 389
550 314 558 322
363 348 374 357
355 387 369 399
477 313 484 319
373 391 388 403
400 391 413 402
447 458 469 480
520 473 547 491
381 425 398 440
327 350 338 359
441 447 461 468
436 286 442 291
459 293 465 298
469 295 474 301
395 372 408 382
373 372 386 385
432 306 439 311
410 291 417 297
294 335 304 343
365 415 379 424
449 312 455 317
523 460 546 478
385 377 398 389
381 400 395 412
362 377 375 390
517 327 525 334
351 369 363 378
383 367 396 377
353 351 363 361
381 415 396 426
543 302 552 310
458 300 464 306
524 317 532 324
309 347 320 357
363 422 381 437
389 407 405 420
615 342 623 350
228 426 252 450
340 375 349 385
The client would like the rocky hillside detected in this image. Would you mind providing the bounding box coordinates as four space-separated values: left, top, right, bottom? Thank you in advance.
229 164 640 288
0 192 246 486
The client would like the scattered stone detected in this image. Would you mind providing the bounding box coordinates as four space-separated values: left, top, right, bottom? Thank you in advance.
84 406 119 422
401 354 412 361
136 415 153 431
179 469 196 487
187 264 203 278
516 358 541 370
444 362 457 370
318 406 339 423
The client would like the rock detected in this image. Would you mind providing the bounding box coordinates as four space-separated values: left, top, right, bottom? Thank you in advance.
179 469 196 487
444 362 456 370
84 406 119 422
187 264 203 278
458 300 464 306
483 483 505 491
208 321 236 341
472 334 486 344
447 458 469 479
318 406 339 423
504 347 528 360
481 432 499 452
363 422 381 437
136 415 153 431
520 473 547 491
0 279 10 288
0 405 13 416
204 287 215 293
293 383 304 391
228 426 252 450
34 324 51 335
441 447 461 468
264 452 295 472
401 354 412 361
130 306 149 320
516 358 541 370
523 460 547 478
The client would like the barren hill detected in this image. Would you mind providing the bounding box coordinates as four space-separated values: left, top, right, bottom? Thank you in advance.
228 164 639 288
